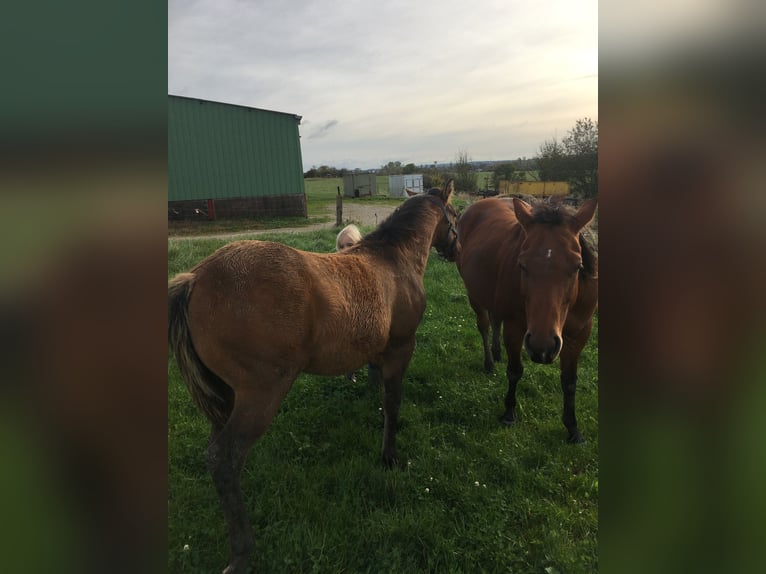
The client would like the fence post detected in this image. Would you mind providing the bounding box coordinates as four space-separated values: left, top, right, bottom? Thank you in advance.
336 187 343 226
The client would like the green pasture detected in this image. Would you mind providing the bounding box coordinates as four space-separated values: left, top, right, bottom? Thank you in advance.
303 177 403 218
167 228 598 573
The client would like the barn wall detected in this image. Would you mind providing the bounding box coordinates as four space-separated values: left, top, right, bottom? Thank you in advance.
168 95 306 216
168 195 306 219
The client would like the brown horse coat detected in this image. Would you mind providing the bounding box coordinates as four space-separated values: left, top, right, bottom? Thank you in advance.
456 197 598 443
168 181 457 574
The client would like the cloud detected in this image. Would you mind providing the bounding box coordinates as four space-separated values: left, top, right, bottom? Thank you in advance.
307 119 339 140
169 0 598 169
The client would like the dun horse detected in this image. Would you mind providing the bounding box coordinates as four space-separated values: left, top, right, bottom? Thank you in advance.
456 197 597 443
168 181 457 574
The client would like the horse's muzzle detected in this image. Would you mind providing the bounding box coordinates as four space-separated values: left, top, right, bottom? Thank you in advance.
524 332 562 364
440 242 459 262
437 234 459 261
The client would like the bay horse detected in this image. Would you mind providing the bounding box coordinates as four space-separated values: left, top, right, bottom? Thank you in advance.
456 197 598 443
168 180 457 574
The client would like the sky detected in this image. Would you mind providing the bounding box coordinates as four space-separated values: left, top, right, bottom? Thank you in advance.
168 0 597 171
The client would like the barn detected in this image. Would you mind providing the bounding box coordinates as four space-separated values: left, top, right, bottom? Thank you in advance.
168 95 306 219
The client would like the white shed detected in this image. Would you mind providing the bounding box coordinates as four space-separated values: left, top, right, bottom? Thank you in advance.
388 174 424 198
342 173 377 197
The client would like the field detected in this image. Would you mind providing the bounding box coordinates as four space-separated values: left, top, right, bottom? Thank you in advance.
168 175 492 237
167 222 599 573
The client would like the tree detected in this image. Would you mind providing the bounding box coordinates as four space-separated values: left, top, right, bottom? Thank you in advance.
380 161 403 175
423 172 445 189
562 118 598 198
536 138 569 182
422 163 445 189
315 165 338 178
454 149 478 193
534 118 598 199
492 162 517 189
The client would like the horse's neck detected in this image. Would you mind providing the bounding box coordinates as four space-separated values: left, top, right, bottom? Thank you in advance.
363 207 441 277
400 211 440 277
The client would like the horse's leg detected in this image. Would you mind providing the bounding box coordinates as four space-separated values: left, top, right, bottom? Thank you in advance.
207 421 225 452
205 414 256 574
379 337 416 467
206 381 294 574
473 306 494 372
367 362 383 390
559 325 591 444
490 313 502 363
501 322 525 426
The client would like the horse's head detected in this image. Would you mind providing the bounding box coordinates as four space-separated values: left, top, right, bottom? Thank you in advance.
514 198 597 364
425 179 459 261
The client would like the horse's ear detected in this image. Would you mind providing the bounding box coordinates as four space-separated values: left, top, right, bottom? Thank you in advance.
441 178 455 203
570 198 597 233
512 198 533 229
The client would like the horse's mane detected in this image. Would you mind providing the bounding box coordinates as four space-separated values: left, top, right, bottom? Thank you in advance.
529 201 598 279
361 188 441 252
529 201 569 225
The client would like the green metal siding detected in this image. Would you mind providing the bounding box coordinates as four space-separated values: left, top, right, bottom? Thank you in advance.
168 95 305 201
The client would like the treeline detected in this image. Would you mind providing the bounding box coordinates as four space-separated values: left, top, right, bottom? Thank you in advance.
303 161 422 178
483 118 598 199
303 165 352 178
303 117 597 199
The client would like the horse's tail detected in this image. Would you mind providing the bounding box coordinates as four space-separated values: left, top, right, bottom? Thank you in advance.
168 272 233 428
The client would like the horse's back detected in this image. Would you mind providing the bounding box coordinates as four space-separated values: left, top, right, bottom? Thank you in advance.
185 241 313 373
190 241 312 315
458 197 517 243
184 240 393 379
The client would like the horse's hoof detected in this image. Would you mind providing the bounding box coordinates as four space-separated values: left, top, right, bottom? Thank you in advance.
222 560 249 574
501 414 516 426
484 363 495 374
567 432 586 444
382 453 405 469
383 458 401 469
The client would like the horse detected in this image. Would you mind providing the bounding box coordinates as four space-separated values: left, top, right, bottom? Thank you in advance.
456 197 598 443
168 180 458 574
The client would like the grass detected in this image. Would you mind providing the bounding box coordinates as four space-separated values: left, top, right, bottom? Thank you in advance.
168 230 598 573
167 174 492 237
304 177 403 216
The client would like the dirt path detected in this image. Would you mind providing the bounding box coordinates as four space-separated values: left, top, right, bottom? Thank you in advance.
168 202 399 242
